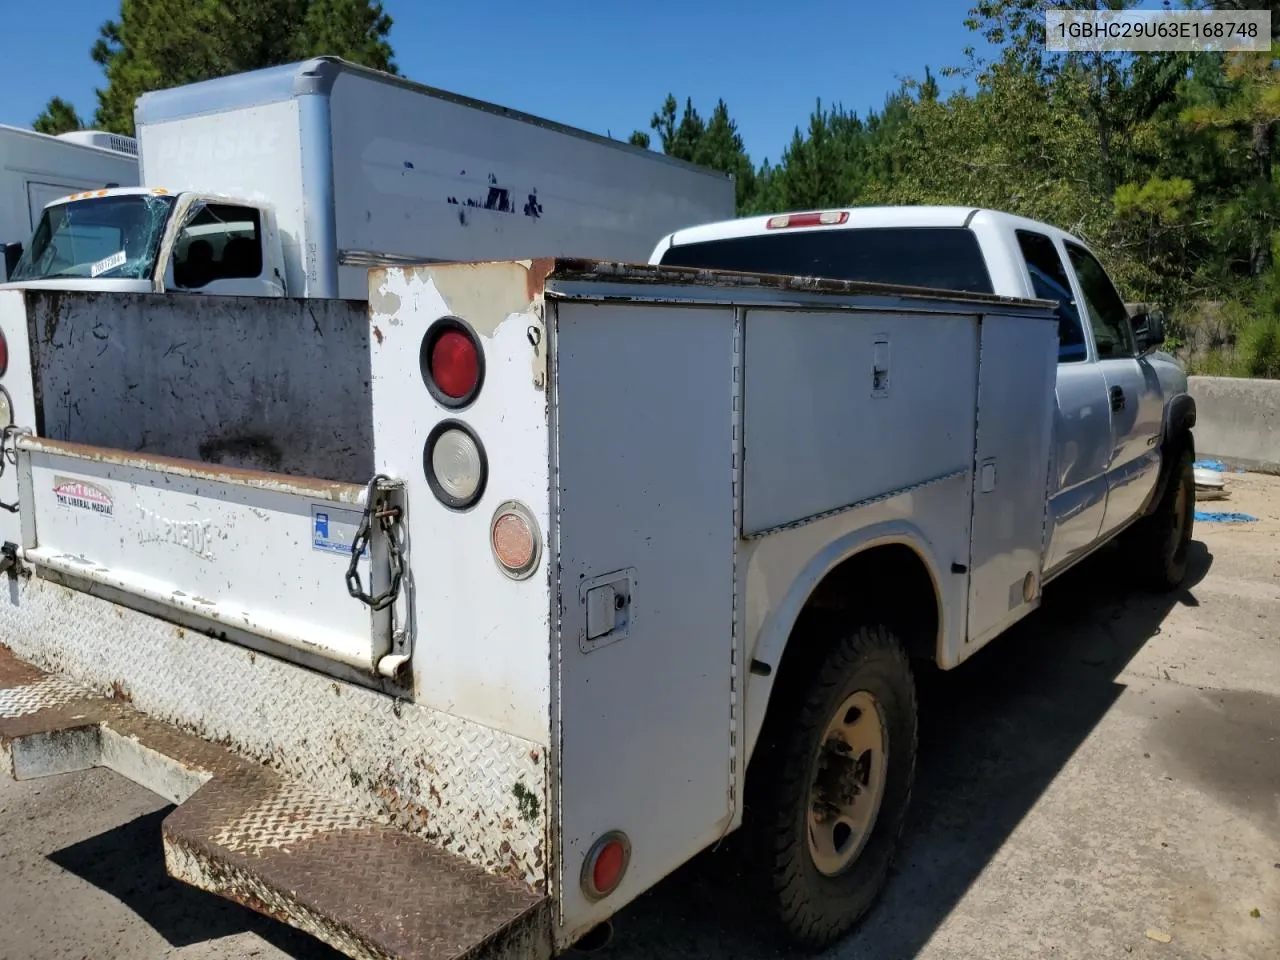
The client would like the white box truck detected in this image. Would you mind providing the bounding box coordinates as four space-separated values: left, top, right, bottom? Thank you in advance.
4 57 735 298
0 126 139 281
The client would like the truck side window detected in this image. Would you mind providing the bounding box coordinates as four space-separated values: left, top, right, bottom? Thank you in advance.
173 204 263 289
1015 230 1086 363
1064 242 1135 359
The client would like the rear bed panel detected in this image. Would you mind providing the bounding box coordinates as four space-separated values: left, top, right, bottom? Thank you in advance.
0 574 548 887
22 289 372 481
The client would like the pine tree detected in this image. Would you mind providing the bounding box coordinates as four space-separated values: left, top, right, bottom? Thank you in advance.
90 0 396 135
33 97 84 136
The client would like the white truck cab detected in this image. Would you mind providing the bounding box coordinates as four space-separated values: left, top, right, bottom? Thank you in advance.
7 186 287 296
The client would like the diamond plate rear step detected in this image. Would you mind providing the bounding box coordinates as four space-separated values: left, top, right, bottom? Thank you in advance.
0 644 551 960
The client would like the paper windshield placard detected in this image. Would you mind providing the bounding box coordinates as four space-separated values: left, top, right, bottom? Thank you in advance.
90 250 127 277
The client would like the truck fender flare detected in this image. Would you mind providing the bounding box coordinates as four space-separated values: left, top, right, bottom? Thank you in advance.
1165 392 1197 439
1142 392 1197 518
741 520 944 768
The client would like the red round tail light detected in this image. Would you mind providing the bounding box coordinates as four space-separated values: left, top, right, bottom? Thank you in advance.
0 330 9 378
431 330 478 399
581 831 631 902
421 317 483 408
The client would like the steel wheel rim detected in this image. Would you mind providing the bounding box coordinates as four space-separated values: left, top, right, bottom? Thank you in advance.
806 689 888 877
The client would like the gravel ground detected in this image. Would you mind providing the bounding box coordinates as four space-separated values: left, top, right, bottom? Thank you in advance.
2 472 1278 960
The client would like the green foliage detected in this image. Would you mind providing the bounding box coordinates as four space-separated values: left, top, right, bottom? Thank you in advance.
90 0 396 135
650 94 757 211
33 97 84 136
637 1 1278 376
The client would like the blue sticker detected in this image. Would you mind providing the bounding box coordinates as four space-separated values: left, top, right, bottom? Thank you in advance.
311 504 367 556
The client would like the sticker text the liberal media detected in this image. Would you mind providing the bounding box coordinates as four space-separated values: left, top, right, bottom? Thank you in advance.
53 477 114 517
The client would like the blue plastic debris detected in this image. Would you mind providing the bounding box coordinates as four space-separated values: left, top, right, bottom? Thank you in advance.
1193 459 1227 472
1195 510 1258 523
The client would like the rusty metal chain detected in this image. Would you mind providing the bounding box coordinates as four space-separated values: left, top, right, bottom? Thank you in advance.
345 473 404 611
0 425 28 514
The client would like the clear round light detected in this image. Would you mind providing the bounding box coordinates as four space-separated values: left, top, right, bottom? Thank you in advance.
431 428 482 502
0 386 12 428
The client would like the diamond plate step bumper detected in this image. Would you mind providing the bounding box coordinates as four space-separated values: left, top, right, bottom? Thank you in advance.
0 644 551 960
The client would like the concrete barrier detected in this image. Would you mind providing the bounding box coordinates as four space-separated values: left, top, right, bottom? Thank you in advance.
1187 376 1280 473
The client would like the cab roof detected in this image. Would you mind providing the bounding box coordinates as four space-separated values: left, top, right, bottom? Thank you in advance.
656 205 1086 252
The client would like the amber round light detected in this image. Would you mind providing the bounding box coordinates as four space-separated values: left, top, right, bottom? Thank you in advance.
490 501 541 579
494 514 533 568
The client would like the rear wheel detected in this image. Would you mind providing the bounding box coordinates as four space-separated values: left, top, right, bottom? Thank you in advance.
754 623 918 949
1126 446 1195 591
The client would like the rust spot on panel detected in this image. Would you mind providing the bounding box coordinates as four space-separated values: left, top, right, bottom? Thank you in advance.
540 257 1052 310
17 437 365 504
372 324 383 345
524 258 556 302
423 261 540 339
110 680 133 703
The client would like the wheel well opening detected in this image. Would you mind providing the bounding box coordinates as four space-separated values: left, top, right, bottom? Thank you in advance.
798 544 939 659
744 543 939 813
763 544 939 728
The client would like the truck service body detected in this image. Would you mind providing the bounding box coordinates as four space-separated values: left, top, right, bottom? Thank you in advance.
0 208 1196 958
6 58 735 300
0 126 139 280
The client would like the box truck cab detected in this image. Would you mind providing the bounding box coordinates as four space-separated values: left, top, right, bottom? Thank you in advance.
9 186 287 295
0 126 140 280
6 57 734 298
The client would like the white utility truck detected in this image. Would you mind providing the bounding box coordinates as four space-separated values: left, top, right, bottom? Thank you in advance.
0 208 1194 958
5 57 734 299
0 125 139 281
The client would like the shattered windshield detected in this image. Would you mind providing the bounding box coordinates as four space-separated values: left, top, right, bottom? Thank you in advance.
10 194 175 282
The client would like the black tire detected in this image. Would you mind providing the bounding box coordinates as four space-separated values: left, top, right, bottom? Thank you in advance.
752 623 918 949
1126 445 1195 591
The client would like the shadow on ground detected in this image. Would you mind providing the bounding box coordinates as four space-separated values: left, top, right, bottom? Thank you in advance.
593 540 1214 959
42 541 1212 960
47 807 343 958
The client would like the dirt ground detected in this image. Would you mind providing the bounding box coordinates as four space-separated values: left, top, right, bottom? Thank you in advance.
1 473 1278 960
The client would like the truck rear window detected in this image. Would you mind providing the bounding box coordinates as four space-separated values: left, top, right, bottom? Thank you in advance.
659 226 995 295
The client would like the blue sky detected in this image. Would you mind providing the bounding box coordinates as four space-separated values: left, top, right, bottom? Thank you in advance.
0 0 995 164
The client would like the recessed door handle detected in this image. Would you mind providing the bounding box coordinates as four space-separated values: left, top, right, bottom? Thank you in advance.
1110 385 1125 411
